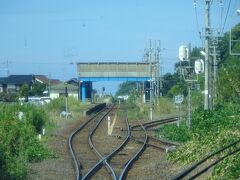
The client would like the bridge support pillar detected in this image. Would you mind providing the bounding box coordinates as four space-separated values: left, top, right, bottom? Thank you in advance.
81 81 93 102
81 81 86 102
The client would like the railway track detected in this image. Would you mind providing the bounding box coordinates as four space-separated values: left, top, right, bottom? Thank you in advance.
83 105 121 179
69 104 180 180
131 135 179 152
68 105 114 179
132 117 179 152
83 110 148 179
131 116 178 129
173 139 240 180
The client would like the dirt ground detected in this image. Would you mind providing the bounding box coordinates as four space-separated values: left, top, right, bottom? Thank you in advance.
27 113 188 180
27 117 87 180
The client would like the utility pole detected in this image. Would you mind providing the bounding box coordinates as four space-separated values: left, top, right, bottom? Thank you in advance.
159 52 163 97
204 0 211 110
188 84 192 127
157 40 161 98
188 43 192 128
213 45 217 107
154 40 161 102
210 37 219 108
144 40 162 118
149 40 154 120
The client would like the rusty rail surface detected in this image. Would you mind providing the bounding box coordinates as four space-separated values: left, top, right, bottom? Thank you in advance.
68 104 109 180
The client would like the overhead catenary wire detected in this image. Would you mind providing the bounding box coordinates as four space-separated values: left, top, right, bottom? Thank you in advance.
221 0 232 33
193 0 202 39
209 0 214 8
219 0 223 33
0 61 74 65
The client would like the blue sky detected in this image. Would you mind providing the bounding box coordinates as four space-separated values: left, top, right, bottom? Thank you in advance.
0 0 239 94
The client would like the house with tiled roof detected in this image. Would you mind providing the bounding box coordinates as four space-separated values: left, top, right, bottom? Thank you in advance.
0 75 61 93
35 75 61 85
0 75 36 93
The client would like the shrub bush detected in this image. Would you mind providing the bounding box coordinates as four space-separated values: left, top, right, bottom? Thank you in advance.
160 103 240 179
0 103 53 179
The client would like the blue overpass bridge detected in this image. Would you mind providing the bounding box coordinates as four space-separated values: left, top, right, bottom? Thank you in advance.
77 62 151 101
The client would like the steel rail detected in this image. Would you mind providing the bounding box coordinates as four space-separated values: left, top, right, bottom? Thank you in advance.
119 121 148 180
83 111 131 180
130 137 166 151
131 117 178 129
129 117 180 153
68 105 109 180
148 136 179 146
172 139 240 180
144 118 178 129
130 136 178 152
82 105 117 179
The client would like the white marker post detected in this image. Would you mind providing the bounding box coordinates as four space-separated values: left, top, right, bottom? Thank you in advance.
108 116 111 135
150 107 153 121
42 128 45 136
175 94 184 127
38 134 42 141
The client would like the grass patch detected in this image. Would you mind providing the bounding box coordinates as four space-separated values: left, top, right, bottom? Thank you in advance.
117 102 149 121
44 96 92 134
0 97 92 179
159 103 240 179
0 103 55 179
157 122 190 142
154 97 178 116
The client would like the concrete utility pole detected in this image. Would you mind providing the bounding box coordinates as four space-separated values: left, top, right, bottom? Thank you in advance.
210 37 219 108
149 40 154 120
213 45 217 107
204 0 211 110
155 40 161 102
188 43 192 128
145 39 162 120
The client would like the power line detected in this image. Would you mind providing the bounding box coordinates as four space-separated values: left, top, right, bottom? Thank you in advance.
222 0 232 33
220 0 223 32
193 0 202 39
1 61 73 65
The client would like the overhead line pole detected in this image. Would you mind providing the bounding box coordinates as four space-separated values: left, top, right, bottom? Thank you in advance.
210 38 219 108
204 0 211 110
188 43 192 128
149 40 153 120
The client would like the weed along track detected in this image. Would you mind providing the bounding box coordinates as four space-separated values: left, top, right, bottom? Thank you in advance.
173 140 240 180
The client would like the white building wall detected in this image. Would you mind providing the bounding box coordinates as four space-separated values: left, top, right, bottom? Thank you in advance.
50 92 78 100
50 93 59 99
7 84 16 92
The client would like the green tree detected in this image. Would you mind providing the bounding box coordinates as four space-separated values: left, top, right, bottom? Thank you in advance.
217 23 240 103
167 82 187 98
115 82 137 97
30 82 46 96
19 83 29 101
162 73 179 96
218 57 240 103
